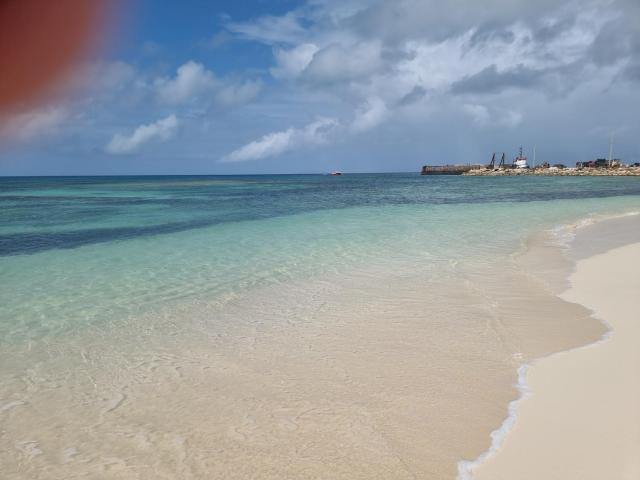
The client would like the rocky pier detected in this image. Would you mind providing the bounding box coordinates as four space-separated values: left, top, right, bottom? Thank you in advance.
463 166 640 176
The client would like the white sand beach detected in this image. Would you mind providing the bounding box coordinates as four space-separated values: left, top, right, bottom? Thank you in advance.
472 242 640 480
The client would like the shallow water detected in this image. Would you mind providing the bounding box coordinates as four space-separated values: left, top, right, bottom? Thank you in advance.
1 174 639 478
2 174 640 341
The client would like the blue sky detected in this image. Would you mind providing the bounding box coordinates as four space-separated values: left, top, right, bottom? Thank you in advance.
1 0 639 175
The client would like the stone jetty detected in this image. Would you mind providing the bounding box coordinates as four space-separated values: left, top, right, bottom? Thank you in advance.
463 166 640 176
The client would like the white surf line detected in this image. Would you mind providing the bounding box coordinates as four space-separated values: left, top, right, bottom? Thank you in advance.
549 210 639 249
457 315 616 480
456 211 635 480
456 364 530 480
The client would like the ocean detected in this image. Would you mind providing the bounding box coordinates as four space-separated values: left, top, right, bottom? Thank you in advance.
1 174 639 478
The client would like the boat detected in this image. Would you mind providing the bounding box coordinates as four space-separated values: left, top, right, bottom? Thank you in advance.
513 147 529 169
329 171 343 176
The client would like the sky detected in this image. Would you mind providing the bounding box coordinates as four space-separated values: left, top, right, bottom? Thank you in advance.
1 0 639 175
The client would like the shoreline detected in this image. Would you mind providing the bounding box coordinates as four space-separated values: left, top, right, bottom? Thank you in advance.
463 218 640 479
456 363 531 480
2 203 640 478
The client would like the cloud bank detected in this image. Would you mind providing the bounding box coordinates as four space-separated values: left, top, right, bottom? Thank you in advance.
155 61 262 107
212 0 640 167
106 115 179 155
0 107 70 143
3 0 640 174
223 117 339 162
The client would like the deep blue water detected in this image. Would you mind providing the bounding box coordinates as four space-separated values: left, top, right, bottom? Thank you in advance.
3 174 640 257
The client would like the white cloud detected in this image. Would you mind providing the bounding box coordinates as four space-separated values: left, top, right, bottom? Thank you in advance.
271 43 319 79
215 79 262 106
500 110 524 128
227 11 307 45
223 96 389 164
303 41 384 83
0 107 70 143
222 0 624 151
222 117 339 162
105 115 179 155
463 103 522 128
155 61 217 105
4 0 640 172
0 61 144 148
154 61 262 108
463 103 491 126
351 97 388 133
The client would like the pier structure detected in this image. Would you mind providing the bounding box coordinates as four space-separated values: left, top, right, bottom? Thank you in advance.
421 164 483 175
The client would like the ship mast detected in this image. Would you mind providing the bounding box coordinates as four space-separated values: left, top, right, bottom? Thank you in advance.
533 145 536 168
608 133 614 167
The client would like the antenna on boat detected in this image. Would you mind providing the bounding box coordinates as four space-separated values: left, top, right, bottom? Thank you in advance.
608 132 614 167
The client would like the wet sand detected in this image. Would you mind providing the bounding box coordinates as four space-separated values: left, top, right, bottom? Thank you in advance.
3 215 637 479
1 255 604 479
472 241 640 479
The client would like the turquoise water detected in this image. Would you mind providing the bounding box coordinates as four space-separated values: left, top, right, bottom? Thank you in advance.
2 174 640 479
1 174 640 343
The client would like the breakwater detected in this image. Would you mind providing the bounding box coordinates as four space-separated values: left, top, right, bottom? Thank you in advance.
463 167 640 176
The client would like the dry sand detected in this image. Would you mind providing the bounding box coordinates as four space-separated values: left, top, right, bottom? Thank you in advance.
471 242 640 480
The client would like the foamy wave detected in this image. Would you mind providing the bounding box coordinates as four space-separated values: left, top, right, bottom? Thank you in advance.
456 324 616 480
548 211 640 249
456 221 628 480
456 364 530 480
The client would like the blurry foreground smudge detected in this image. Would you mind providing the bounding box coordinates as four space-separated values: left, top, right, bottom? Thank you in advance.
0 0 115 115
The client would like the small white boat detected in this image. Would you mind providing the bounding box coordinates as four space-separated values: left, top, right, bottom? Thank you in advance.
329 171 343 176
513 147 529 169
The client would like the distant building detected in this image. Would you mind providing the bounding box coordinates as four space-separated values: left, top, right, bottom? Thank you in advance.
576 158 622 168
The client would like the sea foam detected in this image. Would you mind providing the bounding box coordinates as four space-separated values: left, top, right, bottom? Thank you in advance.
456 364 530 480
